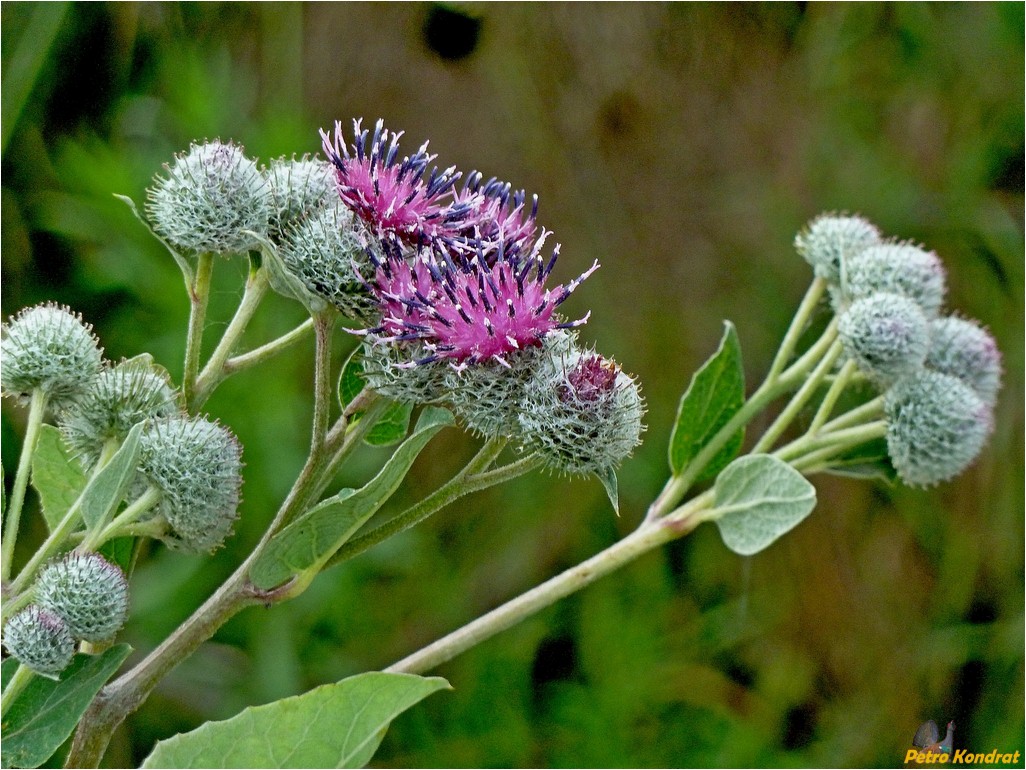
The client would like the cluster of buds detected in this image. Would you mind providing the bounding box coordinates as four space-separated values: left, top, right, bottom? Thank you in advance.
315 118 644 477
2 553 128 677
797 214 1002 486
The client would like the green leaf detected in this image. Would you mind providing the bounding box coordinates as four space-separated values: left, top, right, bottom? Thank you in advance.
668 321 745 481
712 454 816 556
594 468 619 515
0 644 131 769
30 425 87 532
364 401 413 447
249 407 455 589
79 422 143 530
822 437 898 484
248 231 329 314
338 346 366 411
98 536 138 575
141 672 449 769
114 193 193 283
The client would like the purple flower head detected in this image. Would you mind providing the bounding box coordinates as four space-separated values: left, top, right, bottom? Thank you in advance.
320 119 480 246
363 232 598 366
560 354 620 403
451 173 539 259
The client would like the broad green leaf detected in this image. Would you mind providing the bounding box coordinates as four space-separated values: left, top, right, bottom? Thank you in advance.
594 468 619 515
98 536 138 575
79 422 143 530
30 425 87 532
365 401 413 446
114 193 193 283
249 407 455 589
249 231 329 314
0 644 131 769
668 321 745 481
141 672 450 769
822 437 897 484
338 346 366 410
713 454 816 556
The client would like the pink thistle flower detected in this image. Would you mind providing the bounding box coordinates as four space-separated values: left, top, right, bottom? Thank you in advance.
451 173 539 259
362 233 597 366
320 119 480 246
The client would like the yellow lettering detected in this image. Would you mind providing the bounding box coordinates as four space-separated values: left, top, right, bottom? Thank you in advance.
904 749 920 764
984 750 998 763
952 749 969 763
1013 751 1022 763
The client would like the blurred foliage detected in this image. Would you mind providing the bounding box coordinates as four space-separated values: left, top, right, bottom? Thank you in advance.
1 3 1023 768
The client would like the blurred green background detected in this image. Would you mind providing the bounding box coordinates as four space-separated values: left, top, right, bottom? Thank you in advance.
2 2 1023 767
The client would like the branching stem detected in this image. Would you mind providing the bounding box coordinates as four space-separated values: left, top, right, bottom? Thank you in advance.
2 389 48 581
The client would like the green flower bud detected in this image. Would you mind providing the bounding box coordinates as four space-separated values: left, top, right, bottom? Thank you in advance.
61 358 178 467
35 552 129 643
925 316 1002 406
447 331 576 438
885 371 993 487
265 155 337 239
146 140 272 255
838 293 930 386
139 415 243 552
518 348 645 476
279 205 378 322
842 242 946 316
3 606 75 678
1 303 102 409
361 340 452 406
794 214 881 283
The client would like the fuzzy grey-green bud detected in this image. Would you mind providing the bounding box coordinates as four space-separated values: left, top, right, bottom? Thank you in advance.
146 140 272 255
842 242 946 316
279 205 378 322
518 348 645 476
885 370 993 487
265 155 337 239
838 293 930 386
139 415 243 552
2 606 75 678
1 303 103 410
925 316 1002 406
794 214 881 283
61 358 178 467
35 552 129 643
361 340 452 406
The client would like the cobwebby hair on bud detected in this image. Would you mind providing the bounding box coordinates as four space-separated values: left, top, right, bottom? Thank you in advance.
926 316 1002 407
146 139 272 255
794 213 881 284
279 205 379 323
838 292 931 386
841 242 947 317
60 358 179 467
2 606 75 678
518 347 645 476
35 552 129 643
139 415 243 552
0 303 103 410
884 370 993 487
265 155 338 240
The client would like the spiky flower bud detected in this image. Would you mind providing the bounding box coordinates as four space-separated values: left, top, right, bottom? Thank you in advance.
518 348 645 476
447 331 575 437
1 304 102 409
838 293 930 386
925 316 1002 406
842 242 946 316
2 606 75 678
361 340 452 406
794 214 881 283
265 155 337 239
885 370 993 487
35 552 129 643
279 205 378 322
61 358 178 467
139 415 243 552
146 140 271 255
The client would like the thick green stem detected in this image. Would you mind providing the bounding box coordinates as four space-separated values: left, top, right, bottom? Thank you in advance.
77 486 162 553
0 663 35 718
766 277 827 381
2 389 48 581
776 420 888 466
191 266 271 408
311 313 336 448
222 318 314 375
182 252 214 407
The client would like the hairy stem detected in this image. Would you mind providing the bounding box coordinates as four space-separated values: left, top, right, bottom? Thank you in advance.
311 313 336 448
77 486 162 553
2 389 48 581
181 252 214 407
0 663 35 718
222 318 314 375
766 276 828 381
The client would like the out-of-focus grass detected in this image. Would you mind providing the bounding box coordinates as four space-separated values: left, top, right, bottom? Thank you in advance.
2 3 1022 768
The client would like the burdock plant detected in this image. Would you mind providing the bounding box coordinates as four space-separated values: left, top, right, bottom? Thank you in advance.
0 120 1003 770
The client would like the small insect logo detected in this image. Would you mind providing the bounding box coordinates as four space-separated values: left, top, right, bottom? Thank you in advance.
905 720 954 764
